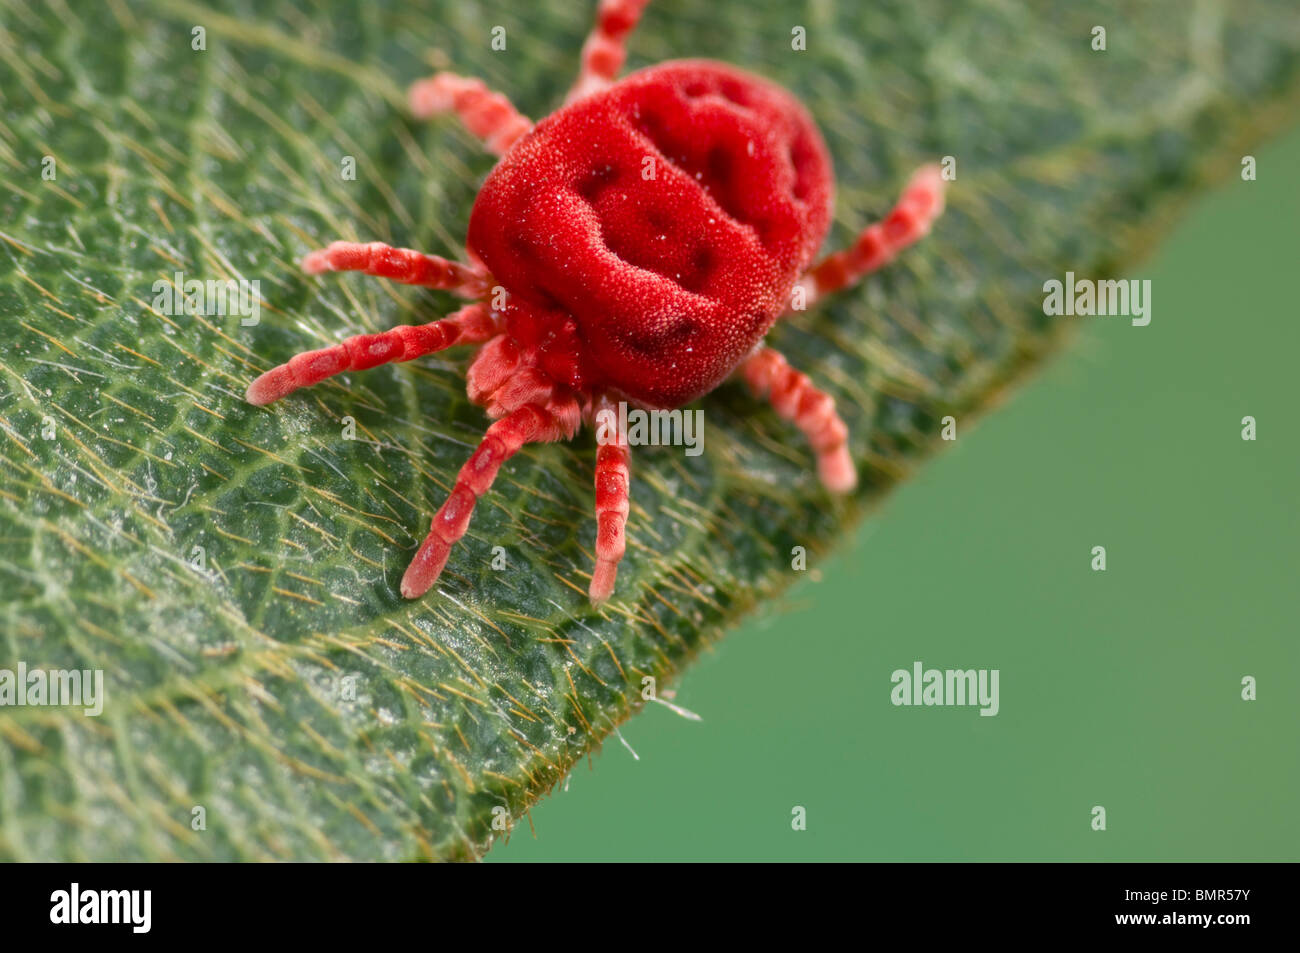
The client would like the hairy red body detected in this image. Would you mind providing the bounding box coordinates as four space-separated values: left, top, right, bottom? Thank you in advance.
246 0 945 605
469 60 833 408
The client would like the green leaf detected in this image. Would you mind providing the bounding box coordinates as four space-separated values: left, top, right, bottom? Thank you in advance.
0 0 1297 861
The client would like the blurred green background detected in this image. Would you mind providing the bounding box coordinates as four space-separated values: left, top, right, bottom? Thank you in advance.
490 124 1300 862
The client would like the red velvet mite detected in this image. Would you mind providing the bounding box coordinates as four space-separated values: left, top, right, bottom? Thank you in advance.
246 0 946 604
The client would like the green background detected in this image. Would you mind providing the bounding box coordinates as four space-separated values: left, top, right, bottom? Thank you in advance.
491 125 1300 862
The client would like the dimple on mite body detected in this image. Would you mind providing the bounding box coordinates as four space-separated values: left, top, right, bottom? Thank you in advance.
246 0 946 604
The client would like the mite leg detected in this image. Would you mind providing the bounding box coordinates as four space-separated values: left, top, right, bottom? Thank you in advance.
789 164 946 313
589 396 631 603
738 347 855 494
401 401 574 599
301 240 490 297
407 73 533 155
565 0 652 103
245 304 497 405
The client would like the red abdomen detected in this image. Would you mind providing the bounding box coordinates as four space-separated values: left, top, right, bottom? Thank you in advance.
467 60 834 408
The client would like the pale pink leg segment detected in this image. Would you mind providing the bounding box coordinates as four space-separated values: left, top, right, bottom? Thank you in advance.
792 164 946 311
566 0 652 103
245 303 496 405
408 73 533 155
589 396 631 603
301 241 490 297
739 347 856 494
401 403 563 599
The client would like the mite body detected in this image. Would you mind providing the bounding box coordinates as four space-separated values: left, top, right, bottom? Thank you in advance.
246 0 945 603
